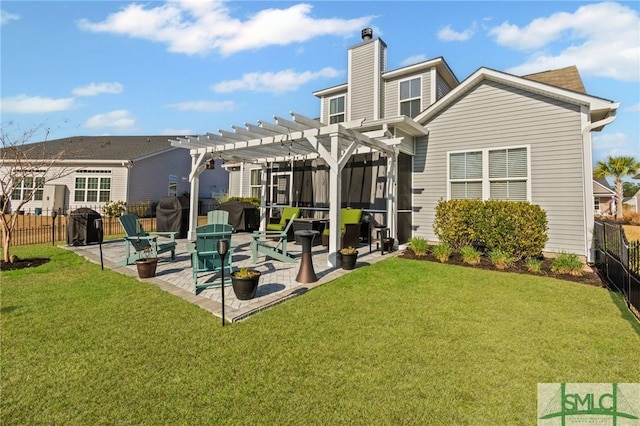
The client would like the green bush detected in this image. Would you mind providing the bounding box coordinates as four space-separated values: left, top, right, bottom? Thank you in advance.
489 249 515 270
102 200 126 217
224 196 260 208
460 246 481 265
128 200 155 218
434 199 548 260
431 242 452 263
408 237 428 256
551 253 584 276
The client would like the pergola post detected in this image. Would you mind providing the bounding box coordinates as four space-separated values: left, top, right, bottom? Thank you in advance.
260 163 268 231
188 151 207 240
327 133 342 267
386 152 397 243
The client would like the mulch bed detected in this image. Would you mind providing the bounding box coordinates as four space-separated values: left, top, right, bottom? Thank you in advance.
398 250 605 287
1 258 50 272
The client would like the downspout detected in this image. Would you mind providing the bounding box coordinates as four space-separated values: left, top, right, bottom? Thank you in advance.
581 109 617 263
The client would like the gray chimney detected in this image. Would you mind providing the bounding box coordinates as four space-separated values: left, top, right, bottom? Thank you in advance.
361 28 373 41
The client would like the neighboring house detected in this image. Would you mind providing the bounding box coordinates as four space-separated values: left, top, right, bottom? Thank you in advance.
1 135 228 215
173 28 618 263
593 177 616 216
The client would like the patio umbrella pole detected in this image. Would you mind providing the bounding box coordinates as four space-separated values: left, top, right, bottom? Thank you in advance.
217 239 230 326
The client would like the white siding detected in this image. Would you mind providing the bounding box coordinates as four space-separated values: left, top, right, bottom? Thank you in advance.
129 149 192 203
414 80 587 256
349 42 377 121
436 73 452 101
228 168 242 197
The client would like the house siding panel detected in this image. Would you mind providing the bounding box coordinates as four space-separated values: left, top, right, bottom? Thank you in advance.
436 73 452 101
350 42 376 121
413 80 586 255
129 150 191 203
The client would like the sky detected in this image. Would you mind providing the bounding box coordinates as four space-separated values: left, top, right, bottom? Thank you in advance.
1 0 639 165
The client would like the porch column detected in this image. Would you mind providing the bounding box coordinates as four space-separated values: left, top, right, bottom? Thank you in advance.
260 163 268 231
327 133 342 267
386 153 397 243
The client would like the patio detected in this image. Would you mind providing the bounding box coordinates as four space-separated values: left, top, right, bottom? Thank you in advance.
65 232 395 323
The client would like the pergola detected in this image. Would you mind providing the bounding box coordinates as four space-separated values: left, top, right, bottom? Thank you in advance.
170 111 408 267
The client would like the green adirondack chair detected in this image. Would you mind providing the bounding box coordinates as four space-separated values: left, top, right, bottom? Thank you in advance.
117 214 177 266
251 211 298 265
188 223 235 293
207 210 230 225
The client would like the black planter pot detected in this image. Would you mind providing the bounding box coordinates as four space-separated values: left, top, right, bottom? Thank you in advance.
135 258 158 278
340 252 358 270
383 238 395 252
231 272 260 300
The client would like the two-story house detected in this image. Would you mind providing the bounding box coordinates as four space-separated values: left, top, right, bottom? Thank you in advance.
173 28 618 264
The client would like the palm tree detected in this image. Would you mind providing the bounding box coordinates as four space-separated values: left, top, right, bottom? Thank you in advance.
593 156 640 220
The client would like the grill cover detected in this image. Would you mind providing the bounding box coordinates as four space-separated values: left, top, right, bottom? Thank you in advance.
156 196 189 239
218 201 259 232
67 208 102 246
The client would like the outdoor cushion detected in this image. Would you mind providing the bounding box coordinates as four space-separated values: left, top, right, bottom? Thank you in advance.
322 208 362 236
266 207 300 231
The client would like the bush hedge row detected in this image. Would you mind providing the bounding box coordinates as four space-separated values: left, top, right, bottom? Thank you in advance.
433 199 548 260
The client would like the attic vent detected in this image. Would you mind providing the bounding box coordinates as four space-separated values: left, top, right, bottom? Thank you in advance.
361 28 373 41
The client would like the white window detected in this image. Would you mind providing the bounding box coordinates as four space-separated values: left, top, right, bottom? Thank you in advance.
448 146 529 201
168 175 178 197
329 96 345 124
11 174 45 201
399 77 421 119
74 170 111 203
250 169 262 199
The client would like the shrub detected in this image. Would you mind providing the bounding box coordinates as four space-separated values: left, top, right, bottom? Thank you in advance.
128 200 155 218
489 249 515 270
434 199 548 260
460 246 481 265
551 253 584 276
408 237 428 256
225 196 260 208
103 200 126 217
525 257 543 273
431 243 452 263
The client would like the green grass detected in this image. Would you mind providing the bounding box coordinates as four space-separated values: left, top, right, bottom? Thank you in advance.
2 245 639 425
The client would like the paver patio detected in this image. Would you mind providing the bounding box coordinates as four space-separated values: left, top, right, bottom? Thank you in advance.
65 233 394 323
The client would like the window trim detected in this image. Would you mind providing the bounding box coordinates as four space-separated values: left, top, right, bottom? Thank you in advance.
328 95 346 124
10 172 45 201
398 76 422 119
250 169 262 199
73 170 112 203
447 145 531 202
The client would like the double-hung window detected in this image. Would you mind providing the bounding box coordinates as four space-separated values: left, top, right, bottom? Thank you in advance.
74 170 111 202
399 77 421 119
449 146 529 201
329 96 345 124
11 174 45 201
250 169 262 199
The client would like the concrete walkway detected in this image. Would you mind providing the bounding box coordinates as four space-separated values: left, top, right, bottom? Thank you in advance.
65 233 396 323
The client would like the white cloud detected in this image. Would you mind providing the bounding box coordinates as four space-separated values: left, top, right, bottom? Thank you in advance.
167 100 236 112
400 54 428 67
592 131 638 162
84 110 136 130
1 9 19 25
161 128 194 136
77 1 373 56
212 67 341 94
0 95 75 113
490 2 640 81
624 103 640 112
437 23 476 42
72 82 124 97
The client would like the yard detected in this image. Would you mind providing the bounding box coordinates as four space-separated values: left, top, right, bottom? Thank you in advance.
2 244 639 424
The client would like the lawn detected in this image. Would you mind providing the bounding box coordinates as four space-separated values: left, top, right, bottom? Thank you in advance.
2 245 639 425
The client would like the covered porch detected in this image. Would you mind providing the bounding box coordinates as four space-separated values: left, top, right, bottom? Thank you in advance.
171 111 427 267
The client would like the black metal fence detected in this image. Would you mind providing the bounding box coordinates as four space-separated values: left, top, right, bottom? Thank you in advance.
593 220 640 320
4 206 159 246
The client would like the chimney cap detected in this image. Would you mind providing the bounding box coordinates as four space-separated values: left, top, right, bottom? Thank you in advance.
361 28 373 41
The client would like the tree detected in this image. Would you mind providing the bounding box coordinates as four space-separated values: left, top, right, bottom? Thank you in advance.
593 156 640 220
0 123 72 262
623 181 640 198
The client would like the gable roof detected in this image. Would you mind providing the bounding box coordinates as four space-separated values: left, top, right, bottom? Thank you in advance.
2 135 184 162
593 178 615 196
415 67 618 125
522 66 586 94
